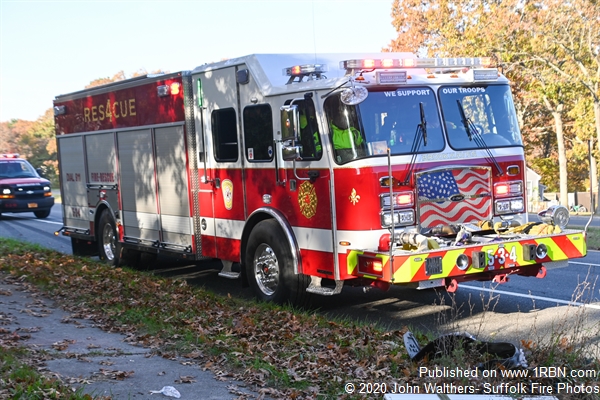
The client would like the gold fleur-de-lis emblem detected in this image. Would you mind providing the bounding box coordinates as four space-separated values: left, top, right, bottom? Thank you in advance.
349 188 360 205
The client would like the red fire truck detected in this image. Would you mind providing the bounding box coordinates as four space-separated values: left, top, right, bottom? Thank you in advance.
53 53 586 305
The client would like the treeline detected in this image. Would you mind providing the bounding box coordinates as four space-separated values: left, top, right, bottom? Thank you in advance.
3 1 598 203
388 0 599 205
0 109 57 186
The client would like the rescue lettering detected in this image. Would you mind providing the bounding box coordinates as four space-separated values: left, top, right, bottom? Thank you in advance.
84 98 136 122
90 172 115 182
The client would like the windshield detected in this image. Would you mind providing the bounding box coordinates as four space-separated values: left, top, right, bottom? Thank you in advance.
439 85 523 149
0 160 38 178
324 88 445 164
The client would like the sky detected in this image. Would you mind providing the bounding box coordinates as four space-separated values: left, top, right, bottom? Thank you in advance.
0 0 397 122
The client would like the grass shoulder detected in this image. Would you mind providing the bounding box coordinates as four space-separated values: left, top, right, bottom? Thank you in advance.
1 238 598 399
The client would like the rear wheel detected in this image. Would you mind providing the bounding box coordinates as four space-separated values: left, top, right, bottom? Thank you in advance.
34 210 50 219
97 209 120 266
245 219 312 306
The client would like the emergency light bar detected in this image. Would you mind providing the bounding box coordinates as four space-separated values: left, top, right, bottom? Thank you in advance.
340 57 493 71
284 64 327 83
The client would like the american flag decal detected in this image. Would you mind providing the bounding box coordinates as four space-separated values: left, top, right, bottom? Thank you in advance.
417 168 491 228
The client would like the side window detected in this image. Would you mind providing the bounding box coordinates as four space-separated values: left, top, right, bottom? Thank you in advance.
290 98 322 160
243 105 274 162
212 108 238 162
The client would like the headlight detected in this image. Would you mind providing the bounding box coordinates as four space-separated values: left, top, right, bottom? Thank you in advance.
43 186 51 191
495 197 524 214
381 210 414 228
2 188 11 195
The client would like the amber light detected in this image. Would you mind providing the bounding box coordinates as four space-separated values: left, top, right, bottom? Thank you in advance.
170 83 181 95
358 255 385 277
363 59 376 68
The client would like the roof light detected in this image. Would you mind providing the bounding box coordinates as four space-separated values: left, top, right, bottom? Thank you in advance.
283 64 328 77
473 69 499 81
157 82 182 97
170 82 181 95
340 57 495 72
1 153 20 158
54 105 66 116
382 59 394 68
363 59 376 69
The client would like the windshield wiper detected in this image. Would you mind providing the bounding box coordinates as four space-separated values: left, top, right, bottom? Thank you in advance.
419 102 428 146
456 100 504 176
403 102 427 185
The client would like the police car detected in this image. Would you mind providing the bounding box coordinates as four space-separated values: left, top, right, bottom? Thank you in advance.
0 154 54 219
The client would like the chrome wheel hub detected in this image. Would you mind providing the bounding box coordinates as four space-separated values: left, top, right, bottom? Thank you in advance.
253 243 279 296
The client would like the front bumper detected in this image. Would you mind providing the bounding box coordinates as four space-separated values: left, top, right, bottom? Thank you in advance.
348 230 586 286
0 196 55 214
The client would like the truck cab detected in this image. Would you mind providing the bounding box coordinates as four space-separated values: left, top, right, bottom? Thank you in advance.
0 154 55 219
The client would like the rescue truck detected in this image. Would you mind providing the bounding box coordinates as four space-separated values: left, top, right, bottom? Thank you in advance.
0 153 54 219
53 53 586 305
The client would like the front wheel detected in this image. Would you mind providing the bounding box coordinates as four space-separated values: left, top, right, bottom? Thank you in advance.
245 219 311 307
97 209 120 266
34 210 51 219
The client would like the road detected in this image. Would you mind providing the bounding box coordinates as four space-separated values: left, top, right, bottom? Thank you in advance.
2 207 600 346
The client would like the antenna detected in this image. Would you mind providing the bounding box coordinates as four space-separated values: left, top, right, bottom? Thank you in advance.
312 0 317 61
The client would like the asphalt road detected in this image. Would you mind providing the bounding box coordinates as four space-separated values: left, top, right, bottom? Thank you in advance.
2 207 600 346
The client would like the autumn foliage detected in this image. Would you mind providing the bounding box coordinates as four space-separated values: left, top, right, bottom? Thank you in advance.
388 0 600 196
1 239 599 399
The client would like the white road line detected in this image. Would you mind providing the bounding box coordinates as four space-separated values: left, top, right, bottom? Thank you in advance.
461 285 600 310
570 261 600 267
2 215 62 225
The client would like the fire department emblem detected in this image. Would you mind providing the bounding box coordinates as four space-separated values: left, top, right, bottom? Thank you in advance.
298 181 317 219
222 179 233 210
349 188 360 205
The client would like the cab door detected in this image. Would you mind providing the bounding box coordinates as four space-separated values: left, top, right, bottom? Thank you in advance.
279 96 336 278
194 67 245 260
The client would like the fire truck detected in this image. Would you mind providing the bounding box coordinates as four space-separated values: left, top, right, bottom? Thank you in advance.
53 53 586 305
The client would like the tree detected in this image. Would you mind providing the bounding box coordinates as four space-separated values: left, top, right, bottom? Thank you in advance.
85 69 165 88
387 0 598 205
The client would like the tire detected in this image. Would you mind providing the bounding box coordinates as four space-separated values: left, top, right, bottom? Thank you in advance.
579 206 587 213
245 219 312 307
34 210 51 219
97 209 120 266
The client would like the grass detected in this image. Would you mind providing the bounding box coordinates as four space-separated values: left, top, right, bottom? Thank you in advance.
582 226 600 250
0 346 96 400
1 238 599 399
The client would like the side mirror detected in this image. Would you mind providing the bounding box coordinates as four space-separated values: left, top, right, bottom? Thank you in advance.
36 167 46 178
280 105 300 141
282 142 303 161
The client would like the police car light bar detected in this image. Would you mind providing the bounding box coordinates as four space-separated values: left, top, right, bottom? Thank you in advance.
340 57 493 71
